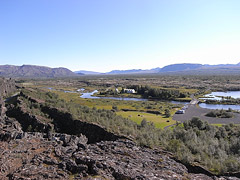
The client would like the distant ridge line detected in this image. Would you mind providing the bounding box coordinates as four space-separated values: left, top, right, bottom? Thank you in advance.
0 65 82 78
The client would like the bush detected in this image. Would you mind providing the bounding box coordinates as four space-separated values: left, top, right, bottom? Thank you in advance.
164 109 171 118
206 110 234 118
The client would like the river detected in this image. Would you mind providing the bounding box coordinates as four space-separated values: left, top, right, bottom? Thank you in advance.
47 87 240 110
199 103 240 110
80 90 240 110
200 91 240 101
80 90 189 104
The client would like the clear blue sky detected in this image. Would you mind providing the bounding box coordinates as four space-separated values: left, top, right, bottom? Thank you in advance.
1 0 240 72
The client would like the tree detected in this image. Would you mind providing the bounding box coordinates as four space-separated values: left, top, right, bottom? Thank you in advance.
112 105 118 111
140 118 148 127
164 109 171 118
190 117 205 130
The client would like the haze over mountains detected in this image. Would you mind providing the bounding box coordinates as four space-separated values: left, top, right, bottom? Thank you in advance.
1 63 240 78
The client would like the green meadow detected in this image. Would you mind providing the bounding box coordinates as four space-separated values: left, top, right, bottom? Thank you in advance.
47 89 181 129
116 111 176 129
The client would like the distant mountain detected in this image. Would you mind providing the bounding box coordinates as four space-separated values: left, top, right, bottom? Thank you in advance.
103 62 240 75
158 63 240 75
159 63 203 72
4 62 240 78
105 64 204 75
0 65 80 78
107 68 161 74
167 66 240 75
204 63 240 67
75 70 101 75
108 69 143 74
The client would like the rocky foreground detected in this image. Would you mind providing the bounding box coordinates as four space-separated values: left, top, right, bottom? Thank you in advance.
0 78 239 180
0 124 229 180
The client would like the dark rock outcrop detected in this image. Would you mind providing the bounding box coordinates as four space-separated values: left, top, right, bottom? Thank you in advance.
6 91 128 144
0 77 16 116
0 77 16 98
0 131 221 180
1 128 238 180
41 106 127 143
6 104 49 133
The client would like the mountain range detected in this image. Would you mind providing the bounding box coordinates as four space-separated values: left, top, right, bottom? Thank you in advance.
0 65 81 78
1 62 240 78
76 63 240 75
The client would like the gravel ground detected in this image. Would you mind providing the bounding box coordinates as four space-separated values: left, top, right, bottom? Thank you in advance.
173 105 240 124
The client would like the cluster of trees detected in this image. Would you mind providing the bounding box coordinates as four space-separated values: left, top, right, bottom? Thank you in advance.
17 88 240 174
135 117 240 174
206 98 240 105
206 109 234 118
99 89 118 96
126 85 188 100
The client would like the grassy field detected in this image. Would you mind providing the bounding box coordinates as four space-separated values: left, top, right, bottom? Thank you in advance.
211 124 223 127
45 89 181 129
116 111 177 129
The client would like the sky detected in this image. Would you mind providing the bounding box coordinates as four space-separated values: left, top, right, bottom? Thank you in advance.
0 0 240 72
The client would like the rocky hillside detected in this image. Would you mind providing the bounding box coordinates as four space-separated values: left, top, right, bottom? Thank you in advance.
0 65 79 78
0 77 16 115
0 77 16 97
0 131 218 180
0 111 231 180
0 79 240 179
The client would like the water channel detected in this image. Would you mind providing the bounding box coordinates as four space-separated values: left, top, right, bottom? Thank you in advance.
80 90 188 105
199 91 240 110
47 87 240 110
80 90 240 110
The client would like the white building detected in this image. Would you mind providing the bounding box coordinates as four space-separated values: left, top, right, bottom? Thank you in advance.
115 88 119 93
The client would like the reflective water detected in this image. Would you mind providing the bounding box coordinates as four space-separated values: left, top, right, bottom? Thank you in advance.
80 90 188 104
199 91 240 110
77 88 85 92
199 103 240 110
80 90 240 110
48 87 240 110
80 90 148 101
201 91 240 100
80 90 100 99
